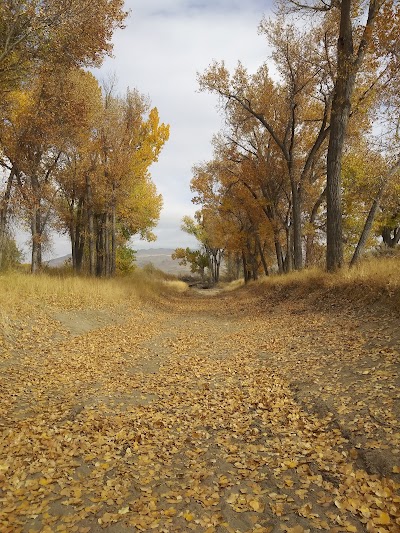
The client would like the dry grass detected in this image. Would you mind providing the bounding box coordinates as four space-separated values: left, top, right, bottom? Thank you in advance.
0 268 183 316
255 256 400 310
220 279 245 292
0 272 128 311
0 269 188 343
163 280 189 293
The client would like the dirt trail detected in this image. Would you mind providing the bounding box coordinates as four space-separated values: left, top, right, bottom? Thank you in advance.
0 287 399 533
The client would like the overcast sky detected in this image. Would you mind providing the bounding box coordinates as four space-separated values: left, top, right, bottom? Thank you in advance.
44 0 275 257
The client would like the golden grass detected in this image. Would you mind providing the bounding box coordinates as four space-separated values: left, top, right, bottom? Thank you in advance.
0 271 128 311
220 279 245 292
0 256 398 321
163 280 189 293
0 269 189 342
256 256 400 309
257 257 400 288
0 268 184 315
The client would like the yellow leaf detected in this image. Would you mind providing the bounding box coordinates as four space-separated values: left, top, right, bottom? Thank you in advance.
249 499 262 512
374 511 391 525
226 493 238 504
392 465 400 473
360 506 371 518
283 459 298 469
163 508 177 517
182 510 195 521
118 506 129 515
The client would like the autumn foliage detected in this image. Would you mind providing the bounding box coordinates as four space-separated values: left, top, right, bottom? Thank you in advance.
0 2 169 274
195 0 400 277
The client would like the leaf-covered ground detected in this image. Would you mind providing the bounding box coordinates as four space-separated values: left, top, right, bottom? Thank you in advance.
0 284 399 532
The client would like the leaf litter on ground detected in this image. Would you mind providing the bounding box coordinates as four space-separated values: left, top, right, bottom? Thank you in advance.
0 281 399 532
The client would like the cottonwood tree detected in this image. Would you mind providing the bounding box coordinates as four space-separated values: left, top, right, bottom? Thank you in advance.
0 67 89 271
180 214 225 284
191 151 275 280
0 0 127 95
171 248 209 281
283 0 400 269
0 0 127 270
199 19 335 270
56 86 168 276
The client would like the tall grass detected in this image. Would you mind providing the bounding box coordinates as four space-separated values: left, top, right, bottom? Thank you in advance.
255 256 400 309
0 269 188 314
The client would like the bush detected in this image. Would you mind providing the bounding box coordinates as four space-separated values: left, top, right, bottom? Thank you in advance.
0 235 23 270
116 245 136 274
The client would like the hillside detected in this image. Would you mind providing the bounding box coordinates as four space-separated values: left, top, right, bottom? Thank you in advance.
135 248 192 276
46 248 192 276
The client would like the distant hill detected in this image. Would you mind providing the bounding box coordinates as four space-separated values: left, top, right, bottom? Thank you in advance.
135 248 191 276
46 255 71 268
46 249 192 276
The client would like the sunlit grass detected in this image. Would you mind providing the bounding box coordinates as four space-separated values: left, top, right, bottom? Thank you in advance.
163 280 189 293
255 256 400 309
0 268 185 315
220 279 245 291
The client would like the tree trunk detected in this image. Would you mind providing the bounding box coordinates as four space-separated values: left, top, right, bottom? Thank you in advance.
111 202 116 275
291 182 303 269
326 0 353 270
284 225 293 273
305 188 326 267
86 174 96 276
30 174 43 273
247 238 258 281
242 250 250 283
274 236 284 274
0 168 15 268
326 0 377 271
104 212 110 276
256 234 269 276
31 206 42 273
350 181 385 267
382 226 400 248
96 214 106 277
75 197 85 273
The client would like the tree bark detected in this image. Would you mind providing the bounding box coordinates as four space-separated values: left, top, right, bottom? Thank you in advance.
284 225 293 273
0 168 15 268
86 174 96 276
326 0 354 271
326 0 378 271
382 225 400 248
256 234 269 276
242 250 250 283
291 183 303 270
104 211 110 276
305 187 326 267
350 181 385 267
274 236 284 274
111 201 116 275
75 197 85 273
31 206 42 273
30 175 43 274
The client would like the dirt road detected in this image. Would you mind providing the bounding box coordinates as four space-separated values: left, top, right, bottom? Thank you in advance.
0 286 399 532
